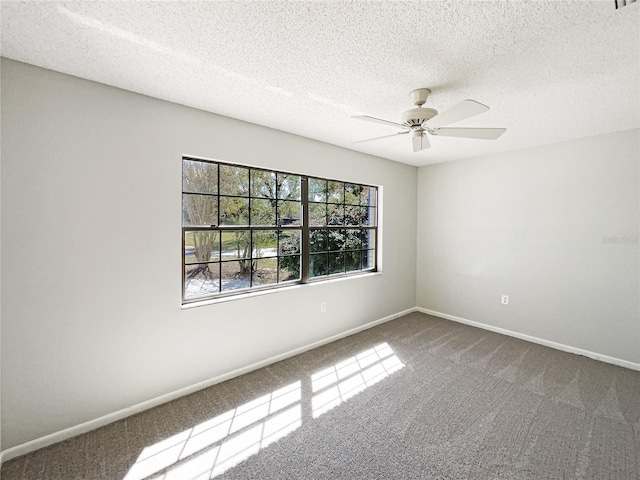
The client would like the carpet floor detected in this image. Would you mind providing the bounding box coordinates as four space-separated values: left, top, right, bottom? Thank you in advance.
2 312 639 479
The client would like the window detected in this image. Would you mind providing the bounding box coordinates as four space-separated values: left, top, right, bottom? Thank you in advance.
182 157 378 303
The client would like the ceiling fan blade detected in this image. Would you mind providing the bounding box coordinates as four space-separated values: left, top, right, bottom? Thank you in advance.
423 100 490 128
352 115 410 130
412 134 431 152
353 131 410 144
430 127 506 140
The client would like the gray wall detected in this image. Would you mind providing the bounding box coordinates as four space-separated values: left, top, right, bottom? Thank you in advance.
417 129 640 363
0 59 418 449
2 55 638 454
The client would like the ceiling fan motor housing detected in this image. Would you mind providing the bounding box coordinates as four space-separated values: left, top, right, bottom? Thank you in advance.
401 107 438 127
409 88 431 106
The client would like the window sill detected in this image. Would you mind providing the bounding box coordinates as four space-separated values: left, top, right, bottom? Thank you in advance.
181 271 381 309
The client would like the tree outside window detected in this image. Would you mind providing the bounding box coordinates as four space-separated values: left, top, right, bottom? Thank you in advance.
182 158 377 303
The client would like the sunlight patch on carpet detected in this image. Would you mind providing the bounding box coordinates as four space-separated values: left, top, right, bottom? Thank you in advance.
311 342 405 418
123 381 302 480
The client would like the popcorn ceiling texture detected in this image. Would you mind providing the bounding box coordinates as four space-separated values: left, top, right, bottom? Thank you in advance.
1 0 638 166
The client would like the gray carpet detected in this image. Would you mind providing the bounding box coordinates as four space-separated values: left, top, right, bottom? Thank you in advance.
2 312 639 479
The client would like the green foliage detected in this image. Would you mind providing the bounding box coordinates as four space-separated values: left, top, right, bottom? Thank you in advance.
278 255 301 281
276 230 300 280
251 170 276 198
184 160 374 285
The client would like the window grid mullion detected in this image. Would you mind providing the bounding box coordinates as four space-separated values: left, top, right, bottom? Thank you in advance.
301 177 310 283
182 159 376 303
275 172 280 229
276 229 280 284
248 169 253 289
217 164 221 292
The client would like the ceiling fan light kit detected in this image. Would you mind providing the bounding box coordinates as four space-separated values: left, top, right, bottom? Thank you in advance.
354 87 506 153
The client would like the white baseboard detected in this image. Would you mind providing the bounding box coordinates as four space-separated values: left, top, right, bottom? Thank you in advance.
6 305 633 466
416 307 640 372
0 307 417 465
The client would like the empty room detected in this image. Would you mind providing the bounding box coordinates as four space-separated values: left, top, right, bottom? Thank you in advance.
1 1 639 479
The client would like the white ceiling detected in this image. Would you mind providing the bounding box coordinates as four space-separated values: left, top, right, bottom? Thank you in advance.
1 1 638 166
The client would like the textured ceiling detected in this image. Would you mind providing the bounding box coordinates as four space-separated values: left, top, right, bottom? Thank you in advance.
1 1 639 166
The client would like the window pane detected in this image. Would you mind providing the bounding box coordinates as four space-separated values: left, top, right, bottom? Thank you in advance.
251 198 276 226
310 229 327 253
344 205 360 226
279 256 301 282
345 229 361 251
328 252 345 275
327 181 344 203
344 184 362 205
252 258 278 286
183 160 217 194
308 178 326 202
278 230 301 255
277 200 301 226
253 230 277 258
361 229 376 250
345 251 361 272
360 186 375 206
219 165 249 196
220 197 249 225
183 194 218 226
221 231 250 260
360 207 376 226
185 231 220 263
359 207 368 226
310 253 328 277
221 260 252 291
327 204 344 226
251 170 276 198
185 263 219 299
362 250 375 270
309 203 326 226
278 174 301 200
328 229 345 251
183 160 377 302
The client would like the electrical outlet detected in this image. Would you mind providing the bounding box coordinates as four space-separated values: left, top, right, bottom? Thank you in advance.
501 295 509 305
320 301 327 313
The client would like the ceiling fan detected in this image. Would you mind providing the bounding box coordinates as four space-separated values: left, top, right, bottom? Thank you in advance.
353 88 506 152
